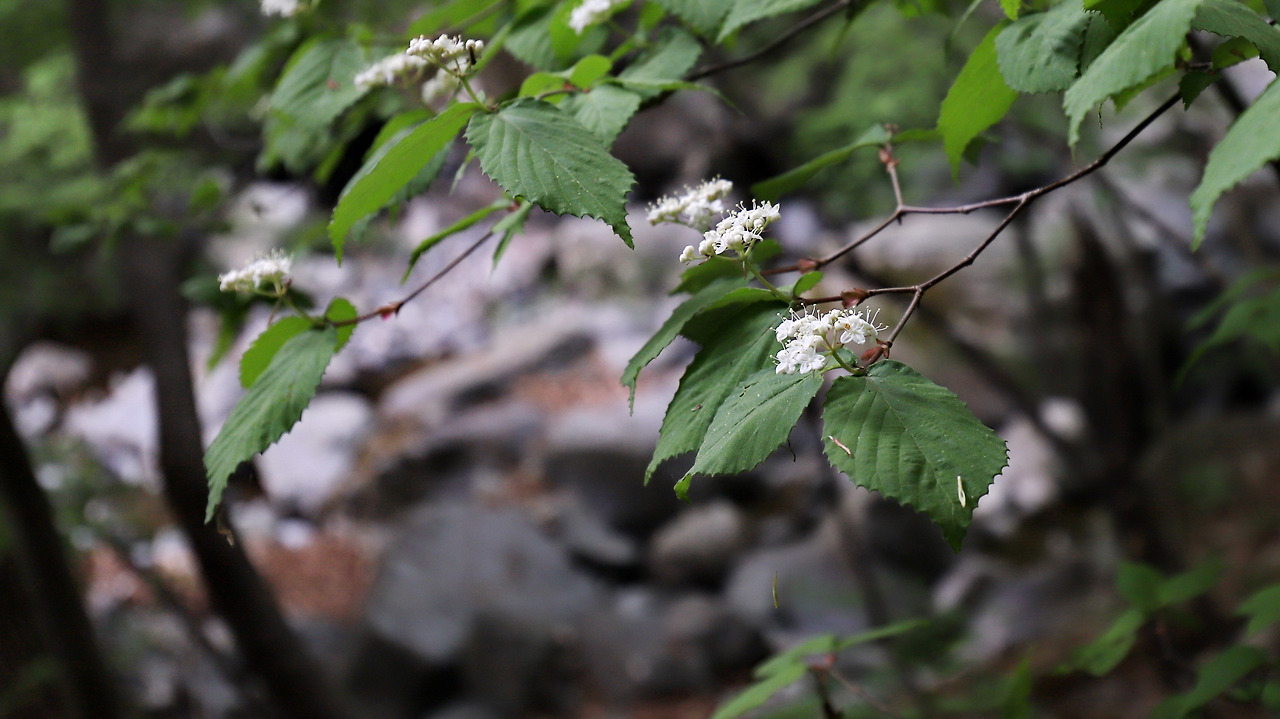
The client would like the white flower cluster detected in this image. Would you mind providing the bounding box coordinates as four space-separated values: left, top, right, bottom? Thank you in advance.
569 0 629 34
678 200 781 264
646 178 734 231
774 308 883 375
260 0 303 17
354 53 429 91
218 250 293 294
407 35 484 72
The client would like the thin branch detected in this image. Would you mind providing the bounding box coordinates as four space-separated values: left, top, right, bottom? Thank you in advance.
689 0 856 80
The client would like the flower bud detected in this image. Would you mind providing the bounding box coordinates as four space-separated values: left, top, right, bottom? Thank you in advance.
841 288 868 307
860 343 888 366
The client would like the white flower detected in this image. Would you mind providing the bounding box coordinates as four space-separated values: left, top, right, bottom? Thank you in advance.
678 245 699 264
701 200 780 255
647 178 733 231
354 53 429 90
420 72 461 104
569 0 628 34
218 250 293 294
260 0 302 17
772 307 885 374
407 35 484 74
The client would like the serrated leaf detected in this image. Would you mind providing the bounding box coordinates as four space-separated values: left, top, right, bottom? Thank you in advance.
622 278 747 410
939 24 1018 175
1195 0 1280 69
1210 36 1260 70
682 369 824 489
1086 0 1151 30
1061 606 1145 675
205 327 340 520
1191 78 1280 247
330 103 478 260
1150 646 1269 719
239 316 311 389
406 199 511 277
1080 12 1120 69
996 2 1092 93
1064 0 1205 146
646 302 787 483
1000 0 1022 19
820 361 1009 550
1237 583 1280 636
718 0 825 41
753 124 890 200
651 0 735 36
466 99 635 245
710 662 807 719
1180 69 1217 105
562 85 643 143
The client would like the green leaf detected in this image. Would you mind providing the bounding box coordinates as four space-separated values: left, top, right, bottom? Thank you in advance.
711 662 807 719
1191 78 1280 247
269 38 367 130
561 85 643 143
1060 607 1146 675
239 316 311 389
996 2 1093 93
1085 0 1152 31
619 26 702 93
820 361 1009 550
647 302 787 483
1000 0 1022 20
569 54 613 87
519 72 570 98
718 0 825 42
1210 36 1261 70
1181 284 1280 376
329 103 479 260
652 0 735 36
1238 584 1280 636
754 619 929 679
406 199 511 276
1063 0 1205 146
1150 646 1269 719
1117 561 1165 611
672 240 782 295
205 327 340 520
466 99 636 245
491 199 535 266
752 124 890 200
367 110 433 158
1180 69 1217 105
1157 557 1224 605
792 271 823 296
622 277 747 410
938 24 1018 175
682 369 824 489
1194 0 1280 71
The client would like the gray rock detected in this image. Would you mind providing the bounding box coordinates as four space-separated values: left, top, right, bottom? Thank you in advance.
648 501 750 586
257 392 373 515
550 496 641 570
365 504 600 664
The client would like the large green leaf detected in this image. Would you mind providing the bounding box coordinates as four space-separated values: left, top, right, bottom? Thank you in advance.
938 24 1018 175
996 1 1093 93
821 361 1008 550
205 327 342 520
1194 0 1280 72
646 302 786 484
752 124 890 200
718 0 825 41
1063 0 1205 146
329 103 479 259
466 99 635 245
269 37 367 129
239 316 310 389
680 369 824 497
651 0 735 36
1191 78 1280 248
561 85 643 144
622 277 747 410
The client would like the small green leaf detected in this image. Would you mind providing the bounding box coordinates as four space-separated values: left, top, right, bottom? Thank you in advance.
651 0 735 37
406 199 511 277
938 24 1018 175
1237 583 1280 636
519 72 570 98
647 302 786 483
205 327 340 520
683 369 824 486
1210 36 1260 70
569 54 613 87
1157 557 1224 605
710 662 807 719
718 0 825 42
466 99 635 245
1063 0 1205 146
996 2 1093 93
491 199 534 266
1193 0 1280 72
1060 607 1146 675
1116 561 1164 611
325 297 358 350
1180 69 1217 106
752 124 890 200
792 271 823 296
562 85 643 143
754 619 929 679
1150 646 1269 719
622 278 747 410
619 26 702 94
329 103 479 259
1191 78 1280 247
239 316 311 389
1000 0 1021 20
821 361 1009 550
